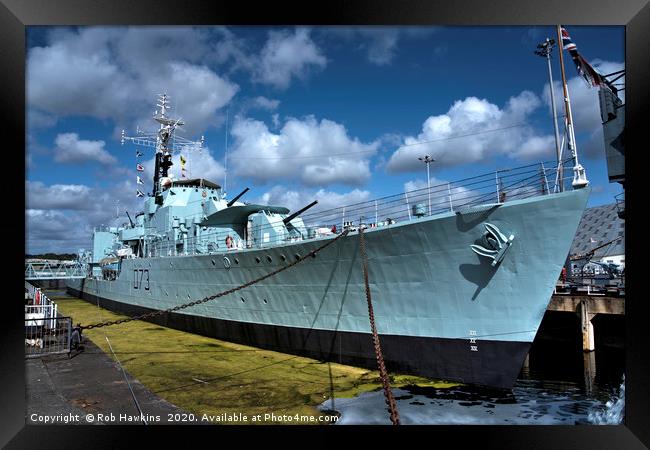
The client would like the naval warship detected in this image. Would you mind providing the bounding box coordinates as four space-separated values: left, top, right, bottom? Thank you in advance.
68 94 590 389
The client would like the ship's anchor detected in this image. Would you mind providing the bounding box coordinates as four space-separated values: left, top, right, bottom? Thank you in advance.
470 223 515 267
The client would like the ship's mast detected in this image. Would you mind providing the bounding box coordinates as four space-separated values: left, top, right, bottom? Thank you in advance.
153 94 184 203
556 25 588 189
121 93 205 202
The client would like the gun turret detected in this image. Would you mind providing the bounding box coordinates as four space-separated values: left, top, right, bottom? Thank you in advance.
283 200 318 225
227 187 250 207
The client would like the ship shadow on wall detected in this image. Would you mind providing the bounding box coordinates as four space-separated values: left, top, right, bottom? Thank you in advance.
455 206 499 301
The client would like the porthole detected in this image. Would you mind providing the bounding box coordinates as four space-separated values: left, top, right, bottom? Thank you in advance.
255 257 261 264
280 254 286 262
211 259 216 266
294 253 301 261
187 294 191 299
266 255 272 263
234 258 240 265
263 298 268 304
240 297 245 303
170 261 174 268
223 257 231 269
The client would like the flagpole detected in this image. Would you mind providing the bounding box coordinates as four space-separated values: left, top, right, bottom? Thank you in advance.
535 37 563 192
556 25 588 189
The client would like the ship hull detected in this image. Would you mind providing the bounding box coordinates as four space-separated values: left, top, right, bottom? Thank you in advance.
67 287 530 388
68 188 589 389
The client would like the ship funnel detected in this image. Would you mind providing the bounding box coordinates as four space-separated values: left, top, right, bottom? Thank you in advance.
227 187 250 207
283 200 318 225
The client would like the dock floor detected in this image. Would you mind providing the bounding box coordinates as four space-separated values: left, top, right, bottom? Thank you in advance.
26 340 188 425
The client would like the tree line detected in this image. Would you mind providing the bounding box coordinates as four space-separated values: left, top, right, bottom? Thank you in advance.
26 253 78 260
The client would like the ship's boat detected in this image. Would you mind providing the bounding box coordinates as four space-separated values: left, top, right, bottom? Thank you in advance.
68 94 590 389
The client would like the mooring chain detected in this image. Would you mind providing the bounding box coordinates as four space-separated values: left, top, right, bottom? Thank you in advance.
358 226 400 425
81 229 351 330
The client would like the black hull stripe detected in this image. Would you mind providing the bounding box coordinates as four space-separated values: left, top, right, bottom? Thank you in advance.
69 288 529 389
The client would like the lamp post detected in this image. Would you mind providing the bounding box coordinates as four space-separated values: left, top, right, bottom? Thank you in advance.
418 155 434 215
535 37 563 192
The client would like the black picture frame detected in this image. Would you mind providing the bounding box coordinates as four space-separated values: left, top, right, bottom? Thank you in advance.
5 0 648 447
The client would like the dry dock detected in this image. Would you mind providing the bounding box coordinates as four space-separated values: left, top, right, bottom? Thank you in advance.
26 292 458 425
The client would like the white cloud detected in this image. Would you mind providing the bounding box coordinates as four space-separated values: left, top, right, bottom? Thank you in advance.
541 60 624 160
253 28 327 89
25 178 145 253
386 91 551 173
27 27 239 136
26 209 90 252
228 115 378 186
516 135 557 160
27 181 93 210
250 96 281 111
54 133 117 164
237 96 281 116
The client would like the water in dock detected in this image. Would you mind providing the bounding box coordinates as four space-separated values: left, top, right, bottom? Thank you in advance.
319 332 625 425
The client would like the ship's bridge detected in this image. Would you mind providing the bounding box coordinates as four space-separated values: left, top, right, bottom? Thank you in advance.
169 178 221 190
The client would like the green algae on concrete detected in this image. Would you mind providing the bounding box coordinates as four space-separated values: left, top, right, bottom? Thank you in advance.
52 294 461 424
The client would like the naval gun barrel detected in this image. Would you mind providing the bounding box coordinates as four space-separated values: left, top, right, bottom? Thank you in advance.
125 210 135 228
283 200 318 225
227 187 250 207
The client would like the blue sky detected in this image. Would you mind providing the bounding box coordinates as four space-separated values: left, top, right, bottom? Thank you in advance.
25 26 624 253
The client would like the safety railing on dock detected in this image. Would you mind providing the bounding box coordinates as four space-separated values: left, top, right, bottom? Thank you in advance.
25 316 73 358
25 281 59 329
133 159 577 258
24 281 73 357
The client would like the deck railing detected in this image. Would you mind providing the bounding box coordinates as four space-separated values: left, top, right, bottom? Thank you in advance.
128 159 577 259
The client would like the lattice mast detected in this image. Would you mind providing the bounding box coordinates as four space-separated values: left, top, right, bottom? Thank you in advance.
121 93 205 203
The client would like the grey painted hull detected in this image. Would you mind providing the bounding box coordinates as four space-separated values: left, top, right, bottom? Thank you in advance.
68 188 589 388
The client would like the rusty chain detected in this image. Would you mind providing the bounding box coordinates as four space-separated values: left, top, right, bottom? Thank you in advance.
358 226 400 425
81 229 350 330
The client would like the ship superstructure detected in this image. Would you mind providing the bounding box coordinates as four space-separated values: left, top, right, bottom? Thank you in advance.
93 94 310 272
